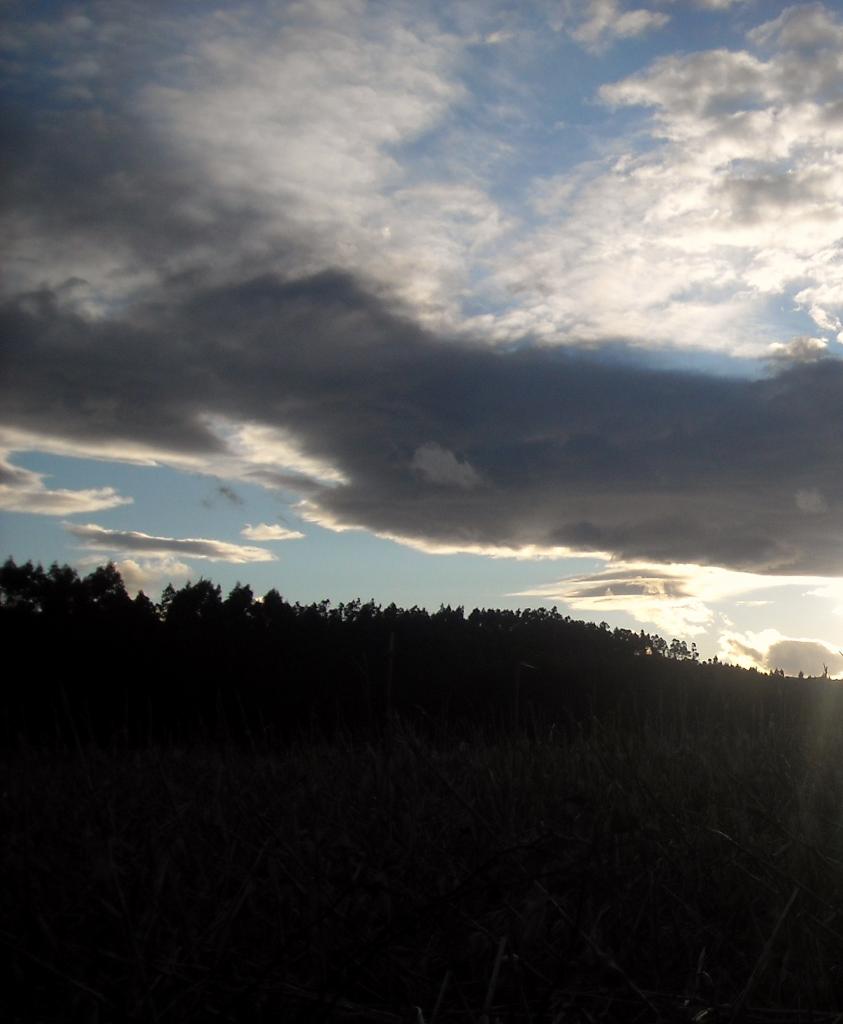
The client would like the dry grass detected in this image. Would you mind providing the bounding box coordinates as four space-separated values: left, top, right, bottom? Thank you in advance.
3 713 843 1022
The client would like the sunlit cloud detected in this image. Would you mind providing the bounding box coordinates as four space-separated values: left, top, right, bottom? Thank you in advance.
489 3 843 352
0 453 132 516
718 628 843 678
0 428 209 471
803 580 843 616
767 336 829 366
77 554 192 598
514 560 840 638
241 522 304 541
209 419 348 487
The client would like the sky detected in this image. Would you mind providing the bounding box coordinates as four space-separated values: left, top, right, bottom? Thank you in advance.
3 0 843 677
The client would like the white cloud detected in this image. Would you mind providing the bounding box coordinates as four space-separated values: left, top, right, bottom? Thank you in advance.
411 442 482 489
489 4 843 353
81 556 191 598
560 1 669 51
241 522 304 541
515 561 716 636
208 419 348 486
131 2 511 329
66 522 276 563
0 453 132 515
802 580 843 616
748 3 843 52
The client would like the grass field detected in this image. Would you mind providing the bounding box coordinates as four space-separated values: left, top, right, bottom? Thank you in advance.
3 711 843 1022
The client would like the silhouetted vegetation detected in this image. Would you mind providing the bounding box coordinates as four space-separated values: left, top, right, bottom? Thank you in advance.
3 558 843 1021
1 557 836 748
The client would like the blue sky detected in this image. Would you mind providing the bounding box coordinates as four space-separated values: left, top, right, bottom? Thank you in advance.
3 0 843 676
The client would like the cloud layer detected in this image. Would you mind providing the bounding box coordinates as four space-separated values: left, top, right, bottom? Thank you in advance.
1 272 840 574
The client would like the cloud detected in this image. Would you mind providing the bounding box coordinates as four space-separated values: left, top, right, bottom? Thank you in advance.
490 3 843 351
5 0 843 357
214 421 347 487
5 2 843 584
581 1 843 348
217 484 243 506
719 628 843 678
65 522 276 563
0 0 509 334
4 271 843 574
241 522 304 541
747 3 843 52
514 560 839 638
767 335 829 366
560 1 669 51
766 638 843 677
411 443 482 489
0 453 132 515
795 488 828 514
85 556 191 597
515 562 716 637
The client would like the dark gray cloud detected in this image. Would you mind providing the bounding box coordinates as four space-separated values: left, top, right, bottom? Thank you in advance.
217 485 243 506
728 633 843 678
764 639 843 678
4 269 843 574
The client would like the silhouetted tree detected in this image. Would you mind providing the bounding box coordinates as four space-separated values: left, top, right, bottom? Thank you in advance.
83 562 131 613
3 556 839 747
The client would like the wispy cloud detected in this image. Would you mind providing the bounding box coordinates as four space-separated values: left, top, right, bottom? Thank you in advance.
0 454 131 515
66 523 275 563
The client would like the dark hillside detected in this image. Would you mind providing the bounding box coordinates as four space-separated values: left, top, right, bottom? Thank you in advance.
2 558 839 747
3 560 843 1021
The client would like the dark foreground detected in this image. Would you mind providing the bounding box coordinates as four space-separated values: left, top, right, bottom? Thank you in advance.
3 714 843 1023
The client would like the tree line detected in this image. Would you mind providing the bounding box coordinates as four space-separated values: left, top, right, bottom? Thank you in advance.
1 557 837 746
